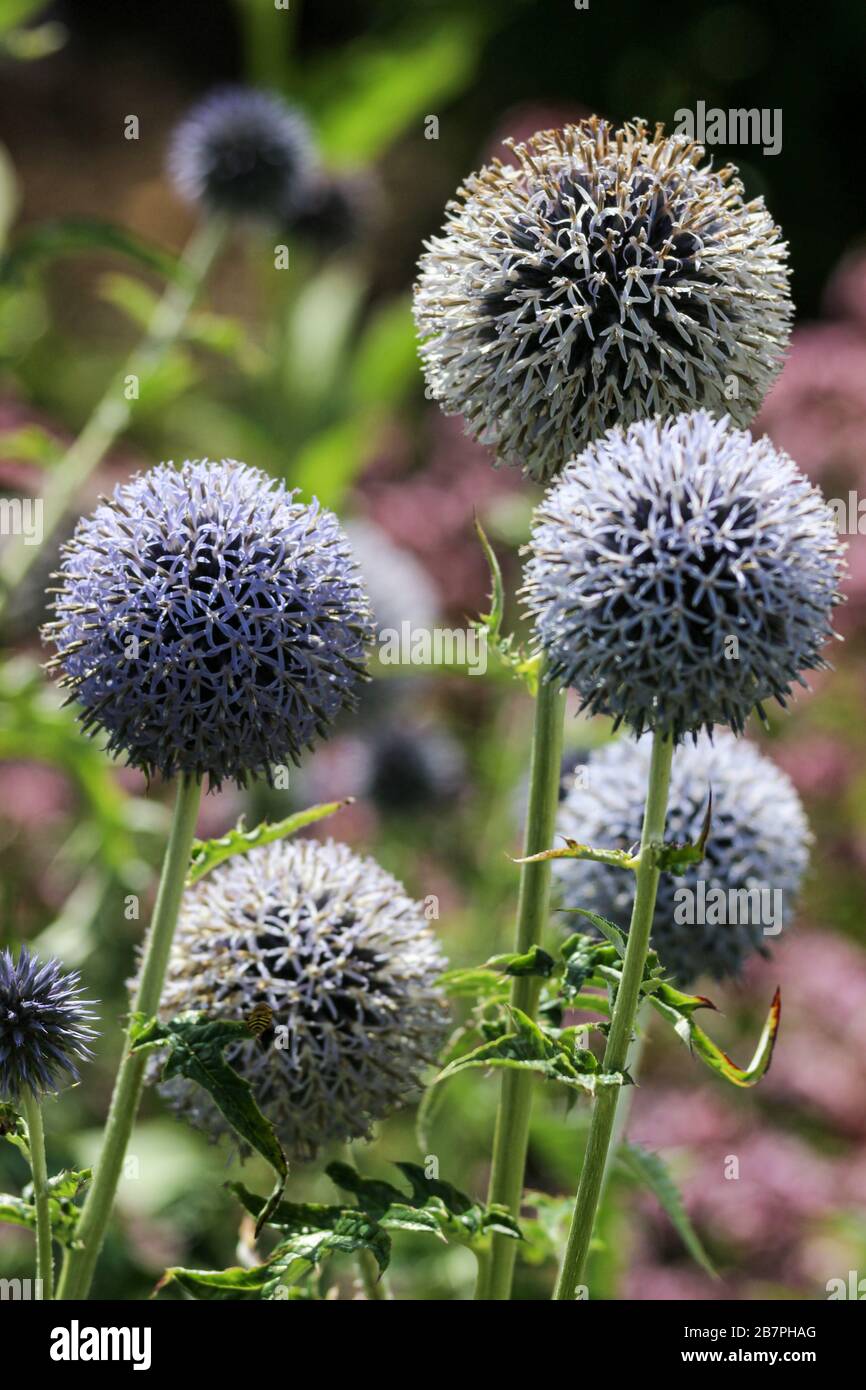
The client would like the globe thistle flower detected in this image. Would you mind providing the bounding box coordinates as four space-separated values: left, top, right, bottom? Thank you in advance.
0 947 96 1101
367 723 465 815
286 170 376 252
149 838 449 1160
44 459 374 789
524 411 844 740
415 117 791 481
168 87 314 221
555 733 810 982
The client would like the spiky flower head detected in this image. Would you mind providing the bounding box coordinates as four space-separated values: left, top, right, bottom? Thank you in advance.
0 948 96 1101
415 116 791 481
524 411 844 741
168 86 313 221
149 838 449 1160
556 733 810 983
44 460 374 789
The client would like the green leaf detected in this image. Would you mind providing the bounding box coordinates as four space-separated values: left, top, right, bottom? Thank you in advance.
433 1007 617 1096
348 295 418 408
0 218 183 286
617 1142 717 1278
155 1263 272 1301
562 908 628 958
262 1213 391 1297
655 791 712 873
484 945 556 978
186 799 351 884
0 0 53 38
326 1160 521 1250
516 839 639 870
0 1167 91 1248
303 18 487 164
129 1012 288 1231
292 414 378 510
650 986 781 1088
0 423 61 467
439 966 511 1001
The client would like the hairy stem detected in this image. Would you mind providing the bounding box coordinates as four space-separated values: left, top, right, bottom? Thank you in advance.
22 1093 53 1300
0 217 226 626
476 667 565 1300
553 730 673 1300
57 773 202 1300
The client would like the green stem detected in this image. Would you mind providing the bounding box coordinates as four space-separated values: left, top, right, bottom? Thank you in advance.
0 217 226 625
358 1248 390 1300
553 730 673 1301
475 666 565 1300
22 1093 53 1300
57 773 202 1300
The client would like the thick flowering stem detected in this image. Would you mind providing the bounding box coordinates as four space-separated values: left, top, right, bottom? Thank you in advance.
554 730 673 1301
0 217 225 624
476 666 565 1300
22 1094 52 1300
57 773 202 1300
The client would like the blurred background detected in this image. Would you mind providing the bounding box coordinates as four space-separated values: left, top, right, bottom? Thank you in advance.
1 0 865 1300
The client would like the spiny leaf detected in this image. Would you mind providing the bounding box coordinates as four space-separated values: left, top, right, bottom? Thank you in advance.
262 1213 391 1298
516 839 639 870
650 987 781 1088
433 1007 618 1096
484 945 556 978
617 1142 718 1278
562 908 628 958
186 799 352 885
327 1159 521 1249
154 1263 272 1301
655 791 713 873
0 1167 91 1248
0 218 183 286
129 1011 287 1230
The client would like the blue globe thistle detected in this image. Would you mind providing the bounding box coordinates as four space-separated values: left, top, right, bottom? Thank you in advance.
168 87 314 221
415 117 791 481
555 733 810 983
44 460 374 789
148 838 449 1161
0 947 97 1101
524 411 845 741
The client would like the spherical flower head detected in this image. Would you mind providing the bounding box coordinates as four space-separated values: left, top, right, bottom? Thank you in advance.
44 460 374 788
168 87 314 221
524 411 845 740
367 723 465 814
556 733 810 983
415 116 791 481
148 838 449 1160
0 947 97 1101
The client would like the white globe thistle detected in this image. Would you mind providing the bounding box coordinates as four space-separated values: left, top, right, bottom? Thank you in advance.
524 411 845 741
148 838 449 1161
555 733 811 983
415 117 791 481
